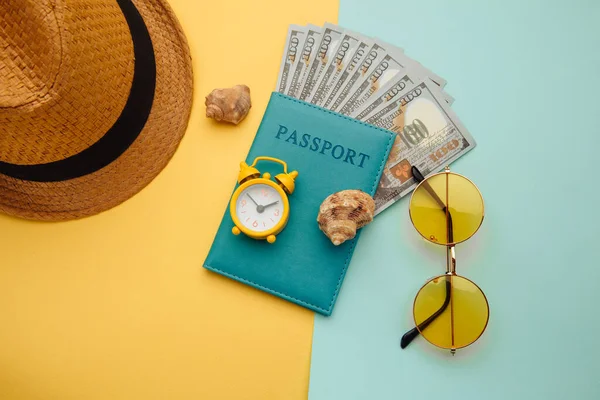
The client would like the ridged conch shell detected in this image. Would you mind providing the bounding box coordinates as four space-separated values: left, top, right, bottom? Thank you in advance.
205 84 251 125
317 190 375 246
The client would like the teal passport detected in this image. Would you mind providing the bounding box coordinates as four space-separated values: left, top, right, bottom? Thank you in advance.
203 93 395 315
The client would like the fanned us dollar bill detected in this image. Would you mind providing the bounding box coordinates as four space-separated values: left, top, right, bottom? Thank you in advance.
298 23 344 101
309 30 373 106
364 80 476 215
351 73 453 120
325 42 389 111
338 43 449 116
337 48 410 116
351 74 421 120
286 25 322 98
276 25 306 94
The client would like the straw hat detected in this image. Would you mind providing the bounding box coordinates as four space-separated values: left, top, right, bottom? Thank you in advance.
0 0 193 221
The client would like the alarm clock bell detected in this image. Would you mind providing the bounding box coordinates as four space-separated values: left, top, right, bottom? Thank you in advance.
237 159 298 194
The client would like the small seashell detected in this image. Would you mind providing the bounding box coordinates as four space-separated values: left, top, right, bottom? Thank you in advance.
317 190 375 246
205 84 251 125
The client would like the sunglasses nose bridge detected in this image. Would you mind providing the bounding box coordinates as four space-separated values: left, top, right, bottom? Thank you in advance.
446 245 456 275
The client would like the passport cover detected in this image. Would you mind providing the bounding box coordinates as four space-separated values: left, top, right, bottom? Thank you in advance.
203 92 395 315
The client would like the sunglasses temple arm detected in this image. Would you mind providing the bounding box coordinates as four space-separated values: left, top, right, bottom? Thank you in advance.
400 277 452 349
412 166 447 211
412 166 426 183
400 327 420 349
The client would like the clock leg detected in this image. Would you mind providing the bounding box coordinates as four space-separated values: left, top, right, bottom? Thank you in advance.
232 226 241 235
267 234 276 244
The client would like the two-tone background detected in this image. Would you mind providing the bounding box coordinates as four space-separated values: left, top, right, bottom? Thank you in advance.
1 0 599 399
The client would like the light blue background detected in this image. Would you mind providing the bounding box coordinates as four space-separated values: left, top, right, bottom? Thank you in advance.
310 0 600 398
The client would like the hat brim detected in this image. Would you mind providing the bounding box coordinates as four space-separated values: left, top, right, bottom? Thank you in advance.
0 0 193 221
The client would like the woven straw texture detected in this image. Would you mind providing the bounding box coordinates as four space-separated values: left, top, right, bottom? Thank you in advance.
0 0 193 221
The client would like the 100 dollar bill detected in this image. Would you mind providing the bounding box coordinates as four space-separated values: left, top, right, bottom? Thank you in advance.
365 81 476 215
351 74 418 120
327 42 393 111
276 25 306 94
351 73 454 121
337 49 410 115
286 25 322 98
299 23 344 101
309 31 373 106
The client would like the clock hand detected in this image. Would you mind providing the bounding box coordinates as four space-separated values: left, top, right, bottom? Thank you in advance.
263 201 279 209
247 193 260 207
247 193 267 213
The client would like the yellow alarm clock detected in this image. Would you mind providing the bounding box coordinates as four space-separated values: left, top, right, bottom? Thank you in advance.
230 156 298 244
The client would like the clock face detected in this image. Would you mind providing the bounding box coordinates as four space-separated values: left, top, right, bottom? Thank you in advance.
235 183 285 232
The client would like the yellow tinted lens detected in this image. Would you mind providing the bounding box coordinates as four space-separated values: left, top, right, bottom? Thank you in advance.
409 172 484 245
413 275 489 349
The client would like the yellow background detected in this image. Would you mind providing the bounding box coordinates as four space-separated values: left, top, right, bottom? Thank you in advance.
0 0 337 398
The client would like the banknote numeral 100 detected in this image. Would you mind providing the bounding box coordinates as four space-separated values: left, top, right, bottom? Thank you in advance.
318 35 332 60
371 61 389 83
360 51 378 73
302 37 316 62
384 81 406 100
335 41 350 65
348 48 365 72
399 119 428 149
288 37 299 61
429 139 460 163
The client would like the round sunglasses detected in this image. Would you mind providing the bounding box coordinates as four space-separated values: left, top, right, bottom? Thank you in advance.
400 166 489 354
